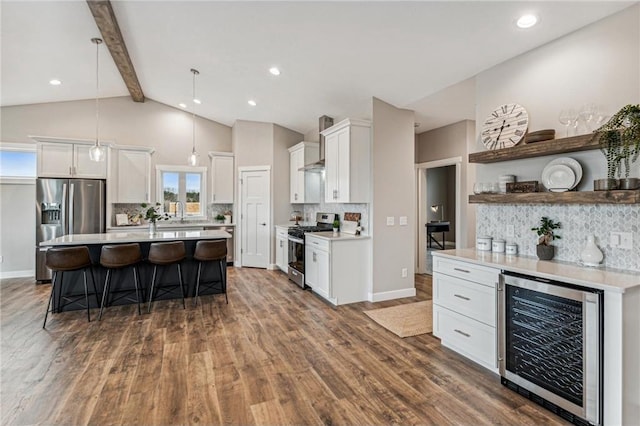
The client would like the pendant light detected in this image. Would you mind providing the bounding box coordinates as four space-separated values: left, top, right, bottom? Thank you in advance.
89 37 106 162
187 68 200 166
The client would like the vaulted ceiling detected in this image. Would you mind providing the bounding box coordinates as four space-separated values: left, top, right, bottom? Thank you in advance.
1 1 633 134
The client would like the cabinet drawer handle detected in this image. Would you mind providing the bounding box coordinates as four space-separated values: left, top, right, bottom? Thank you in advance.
454 294 470 301
454 329 471 338
453 267 470 273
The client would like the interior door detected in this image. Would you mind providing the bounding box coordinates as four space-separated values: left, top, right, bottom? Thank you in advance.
240 168 270 268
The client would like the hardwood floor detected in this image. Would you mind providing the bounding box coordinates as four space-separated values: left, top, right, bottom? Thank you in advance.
1 269 568 425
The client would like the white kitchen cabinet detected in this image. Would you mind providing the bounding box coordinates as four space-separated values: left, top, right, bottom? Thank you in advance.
305 234 370 305
432 256 500 372
288 142 320 204
322 119 371 203
114 147 152 203
209 152 234 204
275 226 289 272
37 140 107 179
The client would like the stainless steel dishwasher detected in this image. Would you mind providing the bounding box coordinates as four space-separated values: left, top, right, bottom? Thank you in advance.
204 225 234 264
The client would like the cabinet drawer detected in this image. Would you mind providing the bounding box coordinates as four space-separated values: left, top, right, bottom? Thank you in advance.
433 304 496 370
433 273 495 327
305 236 329 251
433 257 499 287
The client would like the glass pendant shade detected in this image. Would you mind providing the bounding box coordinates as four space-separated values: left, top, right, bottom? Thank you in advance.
89 142 106 161
90 37 105 162
187 149 199 166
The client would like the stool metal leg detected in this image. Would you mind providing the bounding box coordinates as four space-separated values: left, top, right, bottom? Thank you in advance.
99 269 112 321
83 269 90 322
132 265 141 315
177 263 185 309
147 265 158 313
89 267 100 308
194 261 203 307
221 260 228 304
43 271 57 328
55 272 64 313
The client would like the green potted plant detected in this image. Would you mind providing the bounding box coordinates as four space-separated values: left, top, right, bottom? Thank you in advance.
215 214 225 224
531 216 561 260
592 104 640 190
332 219 340 233
140 202 169 233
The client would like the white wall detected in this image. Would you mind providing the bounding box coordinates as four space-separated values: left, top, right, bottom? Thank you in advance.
0 182 35 277
475 4 640 183
371 97 416 299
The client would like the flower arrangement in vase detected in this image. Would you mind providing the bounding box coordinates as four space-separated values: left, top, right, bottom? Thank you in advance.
140 202 169 233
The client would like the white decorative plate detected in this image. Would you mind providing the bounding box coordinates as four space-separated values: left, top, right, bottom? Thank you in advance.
545 157 582 189
542 164 575 192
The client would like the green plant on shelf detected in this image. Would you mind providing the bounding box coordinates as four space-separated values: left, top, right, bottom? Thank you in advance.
592 104 640 179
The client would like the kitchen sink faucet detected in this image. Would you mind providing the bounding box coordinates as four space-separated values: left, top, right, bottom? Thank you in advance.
175 202 185 222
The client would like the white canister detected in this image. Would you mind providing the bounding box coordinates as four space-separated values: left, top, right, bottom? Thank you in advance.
506 243 518 255
476 236 492 251
498 175 515 193
492 239 506 253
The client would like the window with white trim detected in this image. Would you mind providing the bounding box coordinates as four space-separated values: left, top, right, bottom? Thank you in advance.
156 165 207 218
0 143 36 183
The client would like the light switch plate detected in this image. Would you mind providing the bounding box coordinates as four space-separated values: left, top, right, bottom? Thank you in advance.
610 232 632 249
386 216 395 226
399 216 408 226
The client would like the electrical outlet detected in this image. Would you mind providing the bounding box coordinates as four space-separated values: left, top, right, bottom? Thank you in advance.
506 225 515 238
399 216 408 226
401 268 408 278
386 216 395 226
610 232 633 249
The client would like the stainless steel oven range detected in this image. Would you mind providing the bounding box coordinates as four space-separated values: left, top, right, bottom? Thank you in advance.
499 271 603 426
287 212 336 288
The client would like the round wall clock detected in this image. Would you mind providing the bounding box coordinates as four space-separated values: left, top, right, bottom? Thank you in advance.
481 103 529 150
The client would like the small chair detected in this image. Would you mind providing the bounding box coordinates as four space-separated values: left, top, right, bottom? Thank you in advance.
147 241 186 312
43 246 99 328
193 240 228 305
98 243 143 320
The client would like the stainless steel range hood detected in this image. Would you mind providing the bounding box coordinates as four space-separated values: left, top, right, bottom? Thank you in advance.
300 115 333 172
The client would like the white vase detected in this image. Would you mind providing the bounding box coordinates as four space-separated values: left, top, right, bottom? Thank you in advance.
149 221 157 235
580 234 603 266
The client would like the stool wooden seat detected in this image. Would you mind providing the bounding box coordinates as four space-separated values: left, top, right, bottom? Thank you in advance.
43 246 99 328
193 240 228 305
147 241 186 312
98 243 143 320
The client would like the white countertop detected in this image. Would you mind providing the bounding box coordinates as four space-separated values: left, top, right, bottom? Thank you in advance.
305 231 371 241
107 221 234 231
433 248 640 293
41 230 231 246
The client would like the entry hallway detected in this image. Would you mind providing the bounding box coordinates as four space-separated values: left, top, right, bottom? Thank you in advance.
1 269 568 425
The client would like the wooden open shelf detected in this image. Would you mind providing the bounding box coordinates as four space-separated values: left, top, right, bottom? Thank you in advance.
469 134 598 164
469 190 640 205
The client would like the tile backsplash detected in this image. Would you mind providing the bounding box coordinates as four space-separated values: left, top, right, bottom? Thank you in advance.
477 204 639 272
300 182 369 232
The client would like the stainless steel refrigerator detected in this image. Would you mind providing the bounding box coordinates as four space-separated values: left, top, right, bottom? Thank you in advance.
36 178 106 281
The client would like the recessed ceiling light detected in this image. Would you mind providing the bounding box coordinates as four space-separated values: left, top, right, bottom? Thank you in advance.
193 98 201 104
178 103 187 108
269 67 281 76
517 14 538 29
248 99 257 106
49 79 62 86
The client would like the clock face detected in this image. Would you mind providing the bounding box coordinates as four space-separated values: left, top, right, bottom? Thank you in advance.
481 103 529 150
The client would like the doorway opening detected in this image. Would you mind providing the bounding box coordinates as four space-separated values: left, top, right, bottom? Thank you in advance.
415 157 461 275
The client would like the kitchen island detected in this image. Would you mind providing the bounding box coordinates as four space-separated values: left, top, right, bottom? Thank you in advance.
40 230 231 312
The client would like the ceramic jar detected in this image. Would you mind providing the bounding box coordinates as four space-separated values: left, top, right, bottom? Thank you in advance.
580 234 603 266
505 243 518 255
492 239 506 253
476 236 492 251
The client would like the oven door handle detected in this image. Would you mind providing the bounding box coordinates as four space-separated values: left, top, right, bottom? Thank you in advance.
288 236 304 244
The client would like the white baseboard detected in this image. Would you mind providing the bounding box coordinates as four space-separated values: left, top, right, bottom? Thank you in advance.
369 287 416 302
267 263 278 270
0 269 34 279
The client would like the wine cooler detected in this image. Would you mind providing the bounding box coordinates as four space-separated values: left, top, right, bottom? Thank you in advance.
499 272 603 426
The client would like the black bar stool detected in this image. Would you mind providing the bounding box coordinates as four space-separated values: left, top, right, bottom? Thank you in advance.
147 241 186 312
98 243 143 320
193 240 228 305
43 246 99 328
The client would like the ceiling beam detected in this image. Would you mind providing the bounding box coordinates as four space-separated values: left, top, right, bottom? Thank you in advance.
86 0 145 102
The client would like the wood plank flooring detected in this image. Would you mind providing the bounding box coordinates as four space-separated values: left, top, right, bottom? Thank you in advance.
1 269 569 425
